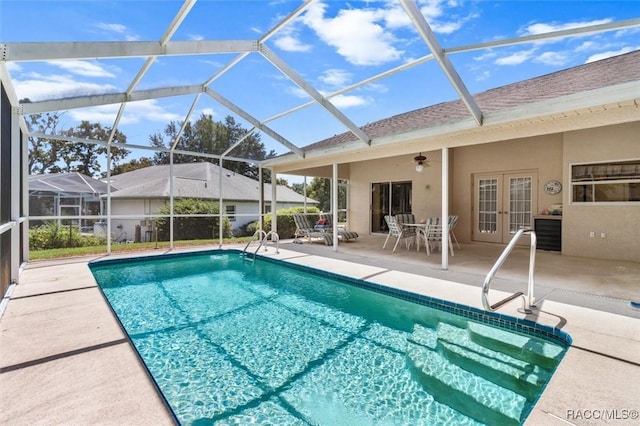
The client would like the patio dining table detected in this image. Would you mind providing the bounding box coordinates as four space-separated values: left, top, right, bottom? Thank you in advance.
402 222 455 256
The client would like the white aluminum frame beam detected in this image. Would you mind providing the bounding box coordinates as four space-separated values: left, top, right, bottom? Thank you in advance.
446 18 640 54
0 40 258 62
400 0 482 126
259 43 371 145
204 87 304 157
20 84 203 114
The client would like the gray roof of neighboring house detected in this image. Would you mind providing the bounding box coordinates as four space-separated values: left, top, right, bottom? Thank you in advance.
29 172 110 195
298 49 640 153
106 162 318 203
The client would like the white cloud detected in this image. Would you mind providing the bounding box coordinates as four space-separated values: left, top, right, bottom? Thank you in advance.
330 94 368 108
199 108 216 118
13 73 118 102
586 47 637 63
285 85 310 99
475 70 491 82
47 60 117 78
534 51 568 66
96 23 127 34
522 19 612 36
188 34 204 41
319 69 352 88
95 22 139 41
274 35 312 52
68 100 182 126
495 49 536 66
301 1 403 66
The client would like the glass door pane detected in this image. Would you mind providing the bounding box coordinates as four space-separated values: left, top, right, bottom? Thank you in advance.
371 182 389 233
371 181 412 233
508 176 532 234
477 177 499 241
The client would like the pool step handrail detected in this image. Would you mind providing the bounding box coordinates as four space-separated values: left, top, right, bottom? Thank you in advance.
242 230 279 261
482 228 537 314
242 230 267 260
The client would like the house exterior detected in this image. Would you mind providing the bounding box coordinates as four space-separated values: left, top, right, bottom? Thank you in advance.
105 162 318 240
265 50 640 263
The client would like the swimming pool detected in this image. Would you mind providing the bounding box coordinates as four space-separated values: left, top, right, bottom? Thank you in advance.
89 250 570 425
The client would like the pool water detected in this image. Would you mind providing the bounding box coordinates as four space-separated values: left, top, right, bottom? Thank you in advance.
90 251 568 426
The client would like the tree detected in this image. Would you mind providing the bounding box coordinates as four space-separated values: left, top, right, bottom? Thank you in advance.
307 177 331 212
112 157 155 175
24 100 131 178
23 99 67 175
62 121 130 177
150 114 275 180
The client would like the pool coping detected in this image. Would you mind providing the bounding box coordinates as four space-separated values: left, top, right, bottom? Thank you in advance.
2 245 639 425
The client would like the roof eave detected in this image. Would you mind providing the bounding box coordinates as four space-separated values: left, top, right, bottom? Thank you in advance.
263 80 640 170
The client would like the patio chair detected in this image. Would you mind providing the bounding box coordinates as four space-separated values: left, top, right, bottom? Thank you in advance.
293 213 333 246
424 223 455 256
383 215 417 252
320 213 359 241
449 215 461 249
425 215 461 250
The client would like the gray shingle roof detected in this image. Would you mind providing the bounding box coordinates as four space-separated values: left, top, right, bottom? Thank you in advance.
107 162 317 203
300 50 640 152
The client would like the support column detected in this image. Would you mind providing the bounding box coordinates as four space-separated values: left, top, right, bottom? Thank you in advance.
271 170 277 235
332 163 338 252
441 147 449 270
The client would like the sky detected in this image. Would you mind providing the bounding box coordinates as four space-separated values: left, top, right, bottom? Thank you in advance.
1 0 639 177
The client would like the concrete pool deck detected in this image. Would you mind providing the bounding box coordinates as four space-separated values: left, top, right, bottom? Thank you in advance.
1 237 639 425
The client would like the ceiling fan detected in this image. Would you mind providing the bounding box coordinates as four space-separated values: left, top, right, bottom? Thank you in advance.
413 153 429 172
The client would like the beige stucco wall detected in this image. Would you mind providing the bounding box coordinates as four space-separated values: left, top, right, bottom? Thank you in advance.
346 122 639 262
349 151 444 235
562 122 640 262
450 135 564 243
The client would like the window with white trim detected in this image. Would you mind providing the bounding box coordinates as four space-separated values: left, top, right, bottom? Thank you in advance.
225 205 236 222
571 160 640 203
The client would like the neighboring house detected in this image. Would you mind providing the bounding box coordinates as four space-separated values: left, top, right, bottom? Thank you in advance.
266 50 640 263
105 162 318 241
28 173 109 233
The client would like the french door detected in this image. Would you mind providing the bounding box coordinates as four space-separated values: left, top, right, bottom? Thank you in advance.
473 172 537 244
371 181 412 233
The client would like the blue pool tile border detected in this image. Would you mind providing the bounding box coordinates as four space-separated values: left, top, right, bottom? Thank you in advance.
89 248 572 347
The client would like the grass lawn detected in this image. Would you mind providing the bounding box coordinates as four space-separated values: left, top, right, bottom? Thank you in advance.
29 238 252 261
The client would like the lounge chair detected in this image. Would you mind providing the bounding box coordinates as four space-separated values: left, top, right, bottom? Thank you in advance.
293 213 333 246
319 213 358 241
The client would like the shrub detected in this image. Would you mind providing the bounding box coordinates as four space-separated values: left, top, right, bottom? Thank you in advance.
156 198 232 241
29 221 105 250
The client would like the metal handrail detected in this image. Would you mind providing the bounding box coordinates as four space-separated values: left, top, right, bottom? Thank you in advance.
242 230 267 260
241 230 279 261
482 228 537 314
253 231 279 259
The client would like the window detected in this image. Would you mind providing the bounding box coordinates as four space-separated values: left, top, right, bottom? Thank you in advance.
225 205 236 222
571 160 640 203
